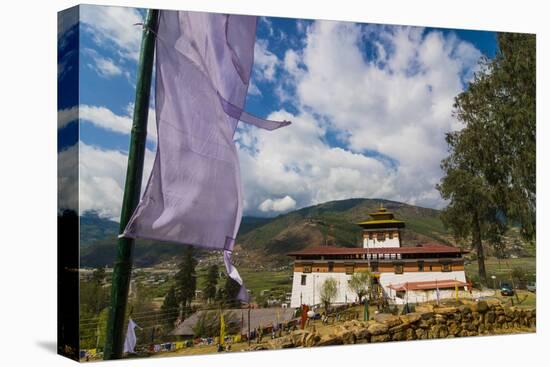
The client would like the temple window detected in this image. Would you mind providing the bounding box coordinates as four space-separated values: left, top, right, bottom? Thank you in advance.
418 261 424 272
328 262 334 272
303 265 312 273
345 264 354 274
371 262 379 272
301 275 307 285
441 263 452 272
394 263 404 274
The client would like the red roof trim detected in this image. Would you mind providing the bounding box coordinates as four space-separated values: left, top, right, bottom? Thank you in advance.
388 279 467 291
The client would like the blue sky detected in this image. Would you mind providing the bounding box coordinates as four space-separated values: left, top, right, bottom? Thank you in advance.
58 5 498 220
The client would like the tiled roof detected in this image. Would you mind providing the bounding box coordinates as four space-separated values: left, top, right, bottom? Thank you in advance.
287 243 468 256
388 279 467 291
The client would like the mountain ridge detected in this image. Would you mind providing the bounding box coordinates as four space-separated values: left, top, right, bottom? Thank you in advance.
79 198 452 268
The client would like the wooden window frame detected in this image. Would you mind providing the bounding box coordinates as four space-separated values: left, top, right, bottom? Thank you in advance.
371 262 379 272
417 261 424 272
303 264 312 273
394 263 404 274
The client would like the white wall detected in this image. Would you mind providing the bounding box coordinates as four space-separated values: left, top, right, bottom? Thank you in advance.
290 272 358 308
363 235 400 248
290 270 468 308
379 270 467 304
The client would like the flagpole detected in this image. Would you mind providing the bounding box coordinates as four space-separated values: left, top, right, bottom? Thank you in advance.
104 9 159 360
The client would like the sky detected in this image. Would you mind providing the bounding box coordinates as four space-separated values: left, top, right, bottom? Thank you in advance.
58 5 498 221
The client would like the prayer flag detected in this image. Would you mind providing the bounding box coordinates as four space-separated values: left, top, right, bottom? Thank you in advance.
122 10 290 301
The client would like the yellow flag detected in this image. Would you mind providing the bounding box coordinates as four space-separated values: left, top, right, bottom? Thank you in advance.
220 313 226 346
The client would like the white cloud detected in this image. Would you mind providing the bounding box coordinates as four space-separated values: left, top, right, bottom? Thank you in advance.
79 104 157 142
79 142 155 220
84 48 127 79
237 110 393 216
259 195 297 213
58 106 78 129
253 39 280 82
58 144 78 213
80 5 143 61
241 21 482 211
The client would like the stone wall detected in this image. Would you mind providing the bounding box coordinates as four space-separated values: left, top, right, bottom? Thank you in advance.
257 301 536 350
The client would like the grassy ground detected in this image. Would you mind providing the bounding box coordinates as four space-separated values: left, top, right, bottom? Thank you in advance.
464 256 536 287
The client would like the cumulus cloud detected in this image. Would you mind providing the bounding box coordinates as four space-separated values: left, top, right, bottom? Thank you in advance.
58 144 78 213
240 21 482 212
80 5 143 61
253 39 280 82
236 110 393 216
79 142 155 220
84 48 128 79
79 104 157 142
58 106 78 129
259 195 297 213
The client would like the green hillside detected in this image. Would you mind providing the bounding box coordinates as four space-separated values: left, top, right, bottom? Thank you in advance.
79 198 454 268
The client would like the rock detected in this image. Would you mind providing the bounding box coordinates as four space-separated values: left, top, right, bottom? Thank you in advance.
352 326 371 341
458 305 472 315
486 311 496 323
374 314 402 328
472 301 489 313
392 330 407 341
416 304 434 313
316 334 343 346
415 328 428 340
290 330 310 346
390 322 411 334
435 314 447 324
368 322 389 336
370 334 390 343
400 313 422 324
304 333 321 347
268 336 295 349
250 344 268 351
405 327 416 341
434 306 458 315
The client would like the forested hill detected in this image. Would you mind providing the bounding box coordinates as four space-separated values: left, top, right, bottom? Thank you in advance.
79 198 452 268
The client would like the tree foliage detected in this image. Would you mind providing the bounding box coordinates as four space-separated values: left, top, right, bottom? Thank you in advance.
438 33 535 284
161 286 179 327
348 271 371 303
203 264 219 303
223 276 242 308
320 277 338 310
175 245 197 313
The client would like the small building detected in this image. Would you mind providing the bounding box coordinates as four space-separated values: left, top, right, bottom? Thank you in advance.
288 205 469 307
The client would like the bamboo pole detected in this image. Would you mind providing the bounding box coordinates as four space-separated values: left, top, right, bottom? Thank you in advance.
103 9 159 360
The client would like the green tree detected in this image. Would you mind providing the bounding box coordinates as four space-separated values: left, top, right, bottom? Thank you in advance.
223 276 241 308
175 246 197 314
320 277 338 311
92 267 106 284
161 286 179 327
203 264 219 303
438 33 535 284
453 33 535 239
348 271 370 303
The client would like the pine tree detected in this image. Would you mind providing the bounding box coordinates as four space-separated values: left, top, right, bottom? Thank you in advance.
175 245 197 314
203 264 219 303
161 286 179 326
223 276 241 308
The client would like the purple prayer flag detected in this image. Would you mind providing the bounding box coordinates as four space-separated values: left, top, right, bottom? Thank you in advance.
122 10 290 301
